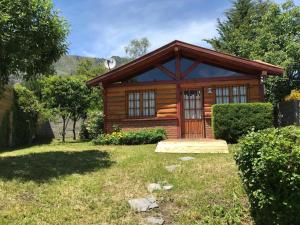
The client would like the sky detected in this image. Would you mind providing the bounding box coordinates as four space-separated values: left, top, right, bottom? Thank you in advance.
53 0 299 58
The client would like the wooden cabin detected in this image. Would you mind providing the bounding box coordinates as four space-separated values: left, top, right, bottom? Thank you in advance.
87 40 284 139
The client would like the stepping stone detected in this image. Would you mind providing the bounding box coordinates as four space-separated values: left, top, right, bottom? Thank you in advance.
128 196 158 212
162 184 173 191
146 216 165 225
179 156 195 161
147 183 161 193
165 165 179 172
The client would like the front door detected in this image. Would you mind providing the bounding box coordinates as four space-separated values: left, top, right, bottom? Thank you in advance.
182 89 205 138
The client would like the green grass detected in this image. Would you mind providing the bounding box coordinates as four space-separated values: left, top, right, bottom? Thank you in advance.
0 142 253 225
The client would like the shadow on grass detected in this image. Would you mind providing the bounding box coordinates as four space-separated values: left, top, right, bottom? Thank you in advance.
0 150 113 182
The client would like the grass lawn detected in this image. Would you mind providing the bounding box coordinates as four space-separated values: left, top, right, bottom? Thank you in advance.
0 142 253 225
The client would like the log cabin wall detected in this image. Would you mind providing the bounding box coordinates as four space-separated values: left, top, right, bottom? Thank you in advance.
105 83 178 138
104 77 261 139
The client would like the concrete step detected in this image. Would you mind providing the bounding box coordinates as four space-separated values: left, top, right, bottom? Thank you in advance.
155 139 228 153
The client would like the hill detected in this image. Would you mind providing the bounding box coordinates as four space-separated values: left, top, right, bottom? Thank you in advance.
53 55 130 76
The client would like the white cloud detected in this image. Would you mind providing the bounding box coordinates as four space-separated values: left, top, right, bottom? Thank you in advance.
86 19 218 58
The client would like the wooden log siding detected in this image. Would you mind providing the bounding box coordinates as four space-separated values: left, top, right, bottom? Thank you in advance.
104 77 261 138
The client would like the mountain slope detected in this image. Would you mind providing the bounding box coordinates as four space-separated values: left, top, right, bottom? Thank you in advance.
53 55 130 76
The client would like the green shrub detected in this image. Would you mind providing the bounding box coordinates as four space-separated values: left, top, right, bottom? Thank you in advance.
80 110 104 140
12 84 42 146
93 128 166 145
235 126 300 225
212 103 274 143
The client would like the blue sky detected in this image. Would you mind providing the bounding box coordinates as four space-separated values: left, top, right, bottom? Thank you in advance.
53 0 299 58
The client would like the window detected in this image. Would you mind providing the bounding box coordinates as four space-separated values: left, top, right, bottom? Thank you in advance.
215 85 247 104
216 87 230 104
128 91 156 117
183 90 203 119
181 57 195 73
162 58 176 73
232 86 247 103
124 67 173 83
184 63 244 80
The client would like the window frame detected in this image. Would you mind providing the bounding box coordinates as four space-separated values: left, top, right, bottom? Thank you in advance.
215 85 248 104
126 90 156 118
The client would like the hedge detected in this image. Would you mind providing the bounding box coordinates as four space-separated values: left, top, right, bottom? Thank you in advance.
212 103 274 143
93 128 166 145
235 126 300 225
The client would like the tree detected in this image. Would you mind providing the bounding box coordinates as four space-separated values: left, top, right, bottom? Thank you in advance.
206 0 300 104
41 76 92 142
13 84 44 144
124 38 151 59
76 59 107 79
0 0 69 93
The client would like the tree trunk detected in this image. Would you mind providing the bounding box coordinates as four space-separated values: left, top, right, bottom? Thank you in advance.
62 117 66 143
72 119 77 140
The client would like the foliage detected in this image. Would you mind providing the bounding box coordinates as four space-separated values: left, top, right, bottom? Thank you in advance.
0 0 69 93
76 59 107 79
124 37 151 59
212 103 273 143
12 84 45 146
264 75 292 104
41 76 93 141
0 111 10 148
93 128 166 145
235 126 300 224
80 110 104 140
13 84 43 119
206 0 300 104
285 89 300 101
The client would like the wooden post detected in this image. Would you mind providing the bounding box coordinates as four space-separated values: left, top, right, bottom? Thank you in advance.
175 47 182 138
9 111 13 147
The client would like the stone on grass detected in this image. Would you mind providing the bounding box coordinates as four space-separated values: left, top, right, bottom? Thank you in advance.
179 156 195 161
146 216 165 225
165 165 179 172
147 183 162 193
128 196 158 212
162 185 173 191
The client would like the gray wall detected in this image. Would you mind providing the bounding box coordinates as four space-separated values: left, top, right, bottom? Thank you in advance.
37 119 83 141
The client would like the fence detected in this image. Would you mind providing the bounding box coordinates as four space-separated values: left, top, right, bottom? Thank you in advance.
278 101 300 126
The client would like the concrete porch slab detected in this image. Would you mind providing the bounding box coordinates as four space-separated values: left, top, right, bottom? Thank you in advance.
155 139 228 154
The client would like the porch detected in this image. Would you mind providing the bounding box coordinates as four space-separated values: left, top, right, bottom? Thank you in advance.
155 139 228 153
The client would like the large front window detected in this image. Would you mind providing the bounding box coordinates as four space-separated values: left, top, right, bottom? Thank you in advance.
128 91 156 117
215 85 247 104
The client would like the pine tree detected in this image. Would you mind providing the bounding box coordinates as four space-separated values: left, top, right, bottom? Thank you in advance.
206 0 266 58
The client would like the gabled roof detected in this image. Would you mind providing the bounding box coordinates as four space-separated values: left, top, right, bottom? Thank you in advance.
87 40 284 86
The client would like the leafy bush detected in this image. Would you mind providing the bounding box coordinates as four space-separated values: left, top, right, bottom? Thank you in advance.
212 103 274 143
93 128 166 145
235 126 300 225
285 89 300 101
12 84 45 146
80 110 104 140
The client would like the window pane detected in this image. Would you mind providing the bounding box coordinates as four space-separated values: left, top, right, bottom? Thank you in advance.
185 63 243 80
233 96 238 103
240 96 246 103
185 110 190 119
216 87 229 104
128 94 132 100
150 109 155 116
181 57 195 73
162 58 176 73
124 67 174 83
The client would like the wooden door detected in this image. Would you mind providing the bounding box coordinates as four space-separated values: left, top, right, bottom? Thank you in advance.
182 89 205 138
